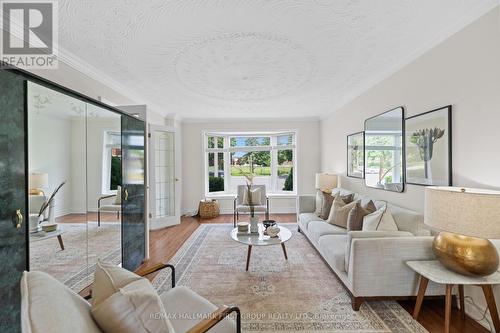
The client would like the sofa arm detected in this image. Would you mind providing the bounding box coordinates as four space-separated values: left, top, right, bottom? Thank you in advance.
347 236 443 297
297 195 316 215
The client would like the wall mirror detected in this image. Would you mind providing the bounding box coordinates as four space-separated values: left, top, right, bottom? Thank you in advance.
27 81 122 291
364 107 405 192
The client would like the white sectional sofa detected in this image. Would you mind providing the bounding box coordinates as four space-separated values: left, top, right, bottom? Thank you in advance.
297 187 446 310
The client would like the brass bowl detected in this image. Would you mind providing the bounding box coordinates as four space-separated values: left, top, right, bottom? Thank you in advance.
433 231 499 276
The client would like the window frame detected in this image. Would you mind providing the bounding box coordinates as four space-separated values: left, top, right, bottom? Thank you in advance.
203 131 297 197
101 131 121 195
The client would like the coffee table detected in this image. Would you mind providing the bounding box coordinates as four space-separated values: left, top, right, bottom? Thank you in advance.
230 224 292 271
30 229 65 250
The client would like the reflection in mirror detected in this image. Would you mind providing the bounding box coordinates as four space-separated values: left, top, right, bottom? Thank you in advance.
364 107 404 192
86 104 122 287
27 81 88 292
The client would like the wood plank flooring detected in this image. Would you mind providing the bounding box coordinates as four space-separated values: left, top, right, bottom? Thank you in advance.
139 214 489 333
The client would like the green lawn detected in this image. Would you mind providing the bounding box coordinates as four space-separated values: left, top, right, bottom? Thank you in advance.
229 166 292 177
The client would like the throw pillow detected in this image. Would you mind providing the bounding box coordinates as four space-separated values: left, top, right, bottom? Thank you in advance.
362 207 398 231
347 200 376 231
91 278 175 333
327 196 358 228
242 187 262 206
314 190 323 216
340 193 355 204
319 191 334 220
92 260 143 306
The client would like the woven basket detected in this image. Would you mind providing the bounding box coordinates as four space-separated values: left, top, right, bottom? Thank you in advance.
199 200 220 219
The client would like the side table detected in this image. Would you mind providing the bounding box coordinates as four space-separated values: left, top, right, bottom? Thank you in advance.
407 260 500 333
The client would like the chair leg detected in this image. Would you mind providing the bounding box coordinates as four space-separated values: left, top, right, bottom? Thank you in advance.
117 211 119 219
98 210 101 227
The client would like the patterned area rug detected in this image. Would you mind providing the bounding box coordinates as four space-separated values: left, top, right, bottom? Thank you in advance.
30 221 121 292
153 224 428 333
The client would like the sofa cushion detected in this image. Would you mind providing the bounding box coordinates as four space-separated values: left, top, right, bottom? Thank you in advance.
347 201 376 231
92 260 143 306
362 208 398 231
21 271 102 333
161 286 236 333
318 235 348 272
308 221 347 244
387 204 429 235
298 213 324 230
319 191 334 219
91 278 174 333
344 231 414 272
327 196 358 228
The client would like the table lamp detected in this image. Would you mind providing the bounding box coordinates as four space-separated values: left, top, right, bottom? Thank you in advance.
29 173 48 195
315 173 338 193
424 186 500 276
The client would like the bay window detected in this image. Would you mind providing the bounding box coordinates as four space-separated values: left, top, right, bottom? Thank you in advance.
204 132 296 195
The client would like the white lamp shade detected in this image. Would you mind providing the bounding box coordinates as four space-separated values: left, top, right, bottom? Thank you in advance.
424 186 500 239
315 173 338 191
29 173 48 189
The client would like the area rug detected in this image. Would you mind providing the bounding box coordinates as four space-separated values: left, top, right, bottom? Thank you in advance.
152 224 428 333
30 221 121 292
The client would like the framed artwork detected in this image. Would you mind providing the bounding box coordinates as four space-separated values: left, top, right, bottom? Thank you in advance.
347 131 364 178
405 105 452 186
364 107 405 192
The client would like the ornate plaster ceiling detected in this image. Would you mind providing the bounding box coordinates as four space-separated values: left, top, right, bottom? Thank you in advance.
57 0 498 119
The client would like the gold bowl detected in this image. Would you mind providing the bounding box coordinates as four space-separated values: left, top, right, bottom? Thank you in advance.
433 231 499 276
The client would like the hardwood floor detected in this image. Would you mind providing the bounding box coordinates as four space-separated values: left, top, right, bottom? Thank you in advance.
138 214 489 333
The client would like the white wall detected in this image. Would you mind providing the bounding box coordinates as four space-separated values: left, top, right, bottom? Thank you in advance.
28 113 73 217
181 119 321 215
320 7 500 329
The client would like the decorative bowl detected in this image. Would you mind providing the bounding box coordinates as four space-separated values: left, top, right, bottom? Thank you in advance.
263 220 277 229
266 226 280 237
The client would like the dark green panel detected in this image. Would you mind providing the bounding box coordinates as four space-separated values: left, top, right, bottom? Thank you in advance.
121 115 145 271
0 69 27 333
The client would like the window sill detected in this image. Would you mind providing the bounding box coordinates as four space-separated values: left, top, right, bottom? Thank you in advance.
205 193 297 199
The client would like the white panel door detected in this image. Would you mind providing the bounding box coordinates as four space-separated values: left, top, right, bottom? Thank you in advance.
148 125 180 229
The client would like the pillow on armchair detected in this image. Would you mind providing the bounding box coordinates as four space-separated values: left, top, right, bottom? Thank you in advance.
91 261 175 333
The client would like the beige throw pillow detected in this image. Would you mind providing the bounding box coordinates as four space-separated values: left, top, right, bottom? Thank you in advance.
347 200 377 231
319 191 334 220
242 187 262 206
91 278 175 333
327 197 358 228
362 207 398 231
92 260 143 306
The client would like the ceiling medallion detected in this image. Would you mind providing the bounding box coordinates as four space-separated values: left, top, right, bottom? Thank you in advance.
174 32 315 101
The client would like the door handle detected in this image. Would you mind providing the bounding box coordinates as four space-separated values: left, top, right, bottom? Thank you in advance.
12 209 23 229
175 177 180 182
124 189 129 201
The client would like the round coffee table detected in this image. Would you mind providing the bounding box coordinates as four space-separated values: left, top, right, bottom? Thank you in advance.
230 224 292 271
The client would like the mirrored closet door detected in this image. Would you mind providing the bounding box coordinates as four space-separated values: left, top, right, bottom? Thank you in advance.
27 81 122 291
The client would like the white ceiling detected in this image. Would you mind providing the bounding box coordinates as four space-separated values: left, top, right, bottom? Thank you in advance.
57 0 498 120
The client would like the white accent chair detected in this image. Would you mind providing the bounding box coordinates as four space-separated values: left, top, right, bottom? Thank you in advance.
20 263 241 333
97 185 122 226
233 185 269 227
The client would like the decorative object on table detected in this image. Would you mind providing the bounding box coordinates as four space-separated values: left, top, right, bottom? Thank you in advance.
265 226 280 238
237 222 249 233
406 106 452 186
29 214 43 233
425 186 500 276
262 220 276 229
40 222 57 232
240 169 260 233
347 132 364 179
364 107 404 192
38 181 66 229
198 199 220 219
29 172 48 195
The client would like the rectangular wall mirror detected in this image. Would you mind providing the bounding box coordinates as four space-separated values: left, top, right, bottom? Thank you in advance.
364 107 405 192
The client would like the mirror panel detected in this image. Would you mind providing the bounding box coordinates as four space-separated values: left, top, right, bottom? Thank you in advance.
364 107 404 192
27 81 88 292
86 103 122 286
